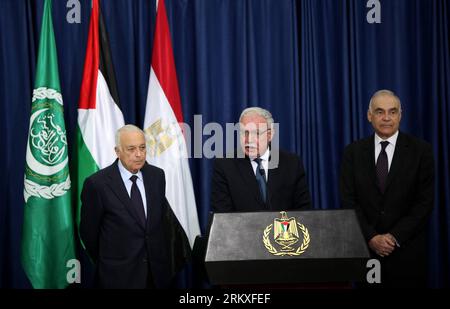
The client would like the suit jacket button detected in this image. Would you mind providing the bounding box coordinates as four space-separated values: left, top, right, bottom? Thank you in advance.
143 258 147 263
380 211 385 215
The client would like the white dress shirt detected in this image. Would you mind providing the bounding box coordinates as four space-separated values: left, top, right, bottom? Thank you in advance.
250 148 270 181
374 130 399 172
118 160 147 217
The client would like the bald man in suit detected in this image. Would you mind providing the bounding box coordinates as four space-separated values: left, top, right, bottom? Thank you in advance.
340 90 434 287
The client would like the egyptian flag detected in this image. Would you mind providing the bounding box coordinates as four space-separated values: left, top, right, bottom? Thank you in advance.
74 0 124 228
143 0 200 249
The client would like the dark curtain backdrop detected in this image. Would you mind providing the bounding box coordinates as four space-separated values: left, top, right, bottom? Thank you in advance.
298 0 450 288
0 0 448 288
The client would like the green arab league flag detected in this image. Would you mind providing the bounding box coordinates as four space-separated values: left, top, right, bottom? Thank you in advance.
22 0 76 289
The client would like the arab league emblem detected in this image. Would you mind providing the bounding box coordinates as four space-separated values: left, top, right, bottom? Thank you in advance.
263 211 310 256
23 87 71 202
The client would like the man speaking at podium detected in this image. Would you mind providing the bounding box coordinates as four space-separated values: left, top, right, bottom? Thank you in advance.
211 107 311 212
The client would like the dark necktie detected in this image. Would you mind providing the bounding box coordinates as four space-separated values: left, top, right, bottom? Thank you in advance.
376 141 389 193
130 175 146 225
254 158 267 203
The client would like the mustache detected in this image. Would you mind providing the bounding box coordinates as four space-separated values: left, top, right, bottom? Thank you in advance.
244 143 257 148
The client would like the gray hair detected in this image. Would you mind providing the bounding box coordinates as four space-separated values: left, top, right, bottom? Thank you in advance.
115 124 145 148
368 89 402 113
239 107 274 127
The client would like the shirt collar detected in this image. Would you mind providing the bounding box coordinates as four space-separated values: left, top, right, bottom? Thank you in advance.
375 130 399 148
258 148 270 162
117 159 143 181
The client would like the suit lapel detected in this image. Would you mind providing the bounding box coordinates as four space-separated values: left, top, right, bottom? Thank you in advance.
235 157 265 207
385 132 408 191
141 163 161 231
267 155 280 210
363 135 378 190
106 160 146 230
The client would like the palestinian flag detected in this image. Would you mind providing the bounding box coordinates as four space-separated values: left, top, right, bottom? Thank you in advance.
75 0 124 228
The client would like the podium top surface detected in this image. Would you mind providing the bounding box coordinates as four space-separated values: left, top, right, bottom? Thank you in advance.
205 209 370 262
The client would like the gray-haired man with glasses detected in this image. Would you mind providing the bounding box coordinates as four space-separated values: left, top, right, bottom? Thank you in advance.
211 107 311 212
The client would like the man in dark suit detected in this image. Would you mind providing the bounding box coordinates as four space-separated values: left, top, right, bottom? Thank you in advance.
340 90 434 287
211 107 311 212
80 125 190 288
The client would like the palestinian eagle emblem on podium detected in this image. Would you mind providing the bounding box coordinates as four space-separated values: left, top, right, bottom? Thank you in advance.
263 211 310 256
